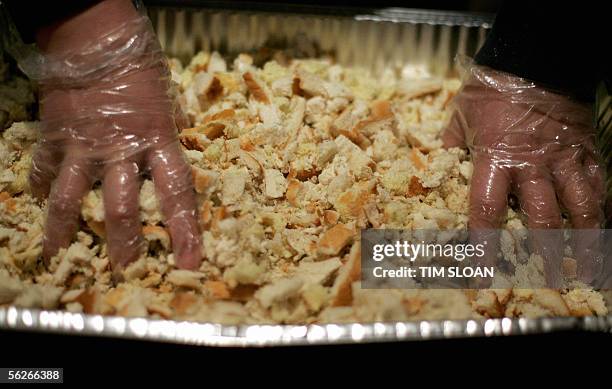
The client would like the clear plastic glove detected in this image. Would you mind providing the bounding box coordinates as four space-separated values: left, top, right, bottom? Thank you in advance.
18 0 201 270
442 60 605 286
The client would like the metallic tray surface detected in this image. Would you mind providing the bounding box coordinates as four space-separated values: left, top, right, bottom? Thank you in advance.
148 6 492 77
1 307 611 346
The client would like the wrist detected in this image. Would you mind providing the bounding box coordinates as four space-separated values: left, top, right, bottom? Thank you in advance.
27 0 163 87
35 0 142 56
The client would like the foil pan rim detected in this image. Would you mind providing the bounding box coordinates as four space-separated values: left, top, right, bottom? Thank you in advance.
355 8 493 28
147 3 494 28
1 307 611 347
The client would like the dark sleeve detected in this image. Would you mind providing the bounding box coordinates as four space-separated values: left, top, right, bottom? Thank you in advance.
475 1 610 102
4 1 102 43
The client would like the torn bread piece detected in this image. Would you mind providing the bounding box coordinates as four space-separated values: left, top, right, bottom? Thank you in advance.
221 167 248 205
255 277 304 309
263 169 287 199
317 223 355 257
297 257 342 285
330 242 361 307
243 72 271 104
167 270 207 290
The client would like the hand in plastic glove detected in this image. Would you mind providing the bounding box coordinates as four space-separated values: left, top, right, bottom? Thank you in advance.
23 0 202 270
442 62 605 285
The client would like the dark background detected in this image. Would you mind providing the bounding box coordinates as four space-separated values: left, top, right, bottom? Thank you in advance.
144 0 502 13
0 328 610 383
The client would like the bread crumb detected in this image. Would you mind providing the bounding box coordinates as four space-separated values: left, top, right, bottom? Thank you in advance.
317 224 355 256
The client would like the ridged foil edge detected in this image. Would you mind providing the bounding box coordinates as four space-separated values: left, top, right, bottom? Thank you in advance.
148 7 491 77
1 307 611 346
355 7 494 28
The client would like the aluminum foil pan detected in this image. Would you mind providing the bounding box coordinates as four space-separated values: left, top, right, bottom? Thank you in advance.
2 5 610 346
1 307 611 346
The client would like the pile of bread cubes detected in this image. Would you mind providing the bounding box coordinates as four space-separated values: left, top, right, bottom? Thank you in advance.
0 51 608 324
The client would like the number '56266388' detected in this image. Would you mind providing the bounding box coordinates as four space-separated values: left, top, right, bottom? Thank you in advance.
7 369 60 380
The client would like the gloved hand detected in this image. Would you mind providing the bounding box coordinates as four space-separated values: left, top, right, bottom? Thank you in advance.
19 0 202 270
442 60 606 286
